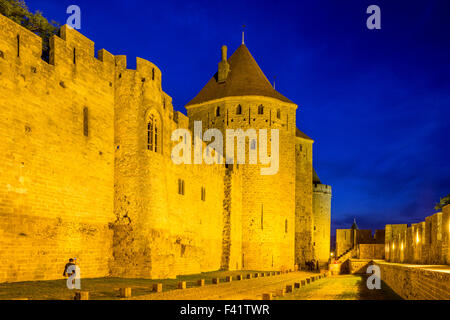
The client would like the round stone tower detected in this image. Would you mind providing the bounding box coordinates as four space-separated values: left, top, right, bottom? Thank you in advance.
185 43 297 270
312 169 332 267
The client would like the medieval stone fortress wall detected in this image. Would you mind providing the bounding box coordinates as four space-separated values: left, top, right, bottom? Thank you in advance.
334 205 450 299
385 205 450 265
0 14 332 283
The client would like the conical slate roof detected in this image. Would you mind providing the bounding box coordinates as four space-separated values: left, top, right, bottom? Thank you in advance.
313 168 321 184
186 44 294 106
296 128 313 140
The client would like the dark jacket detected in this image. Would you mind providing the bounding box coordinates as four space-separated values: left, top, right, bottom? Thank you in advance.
63 262 75 276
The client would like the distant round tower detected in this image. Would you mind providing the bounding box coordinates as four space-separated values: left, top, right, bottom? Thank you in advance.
185 43 297 270
312 169 332 267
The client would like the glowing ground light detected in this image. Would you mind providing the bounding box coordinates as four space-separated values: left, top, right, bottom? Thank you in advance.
416 231 420 244
401 242 404 251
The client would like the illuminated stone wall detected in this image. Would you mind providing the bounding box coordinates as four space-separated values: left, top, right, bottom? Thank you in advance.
0 16 115 282
385 204 450 265
0 14 332 282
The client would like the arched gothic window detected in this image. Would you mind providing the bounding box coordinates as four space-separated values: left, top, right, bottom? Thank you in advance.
216 106 221 117
236 105 242 115
147 112 160 152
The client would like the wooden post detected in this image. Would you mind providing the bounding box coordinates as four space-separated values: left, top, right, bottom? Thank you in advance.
262 293 272 300
119 287 131 298
153 283 162 293
74 291 89 300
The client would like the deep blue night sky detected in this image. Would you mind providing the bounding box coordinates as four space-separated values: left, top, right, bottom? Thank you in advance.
26 0 450 234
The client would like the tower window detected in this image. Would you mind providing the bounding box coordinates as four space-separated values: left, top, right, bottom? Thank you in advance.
147 113 159 152
152 68 155 80
201 186 206 201
17 34 20 57
277 109 281 119
285 219 288 233
261 204 264 230
258 105 264 115
236 105 242 115
216 106 220 117
178 179 185 195
83 107 89 137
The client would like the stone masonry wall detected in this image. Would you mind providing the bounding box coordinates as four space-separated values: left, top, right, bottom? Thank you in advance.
385 205 450 265
295 136 314 267
0 16 115 282
374 261 450 300
111 57 228 279
186 96 297 271
313 183 331 265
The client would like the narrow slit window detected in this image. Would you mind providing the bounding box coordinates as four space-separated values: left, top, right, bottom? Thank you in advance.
216 106 220 117
285 219 288 233
73 48 76 64
236 105 242 115
83 107 89 136
201 187 206 201
17 35 20 57
147 116 153 150
261 204 264 230
178 179 185 195
277 109 281 119
258 105 264 115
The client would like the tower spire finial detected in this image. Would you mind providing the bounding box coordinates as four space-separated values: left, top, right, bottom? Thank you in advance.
242 24 246 45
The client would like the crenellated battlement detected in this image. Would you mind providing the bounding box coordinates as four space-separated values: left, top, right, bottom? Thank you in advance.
0 14 162 91
313 183 332 195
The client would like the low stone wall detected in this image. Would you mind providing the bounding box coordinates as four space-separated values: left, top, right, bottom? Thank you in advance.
374 261 450 300
349 259 372 274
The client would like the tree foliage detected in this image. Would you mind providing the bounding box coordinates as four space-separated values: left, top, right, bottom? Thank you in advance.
435 194 450 211
0 0 60 57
